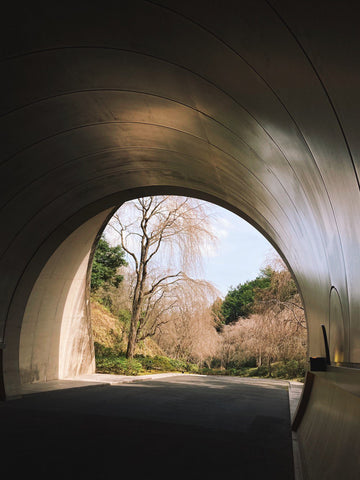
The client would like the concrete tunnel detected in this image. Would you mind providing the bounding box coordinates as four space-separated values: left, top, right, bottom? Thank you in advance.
1 1 360 477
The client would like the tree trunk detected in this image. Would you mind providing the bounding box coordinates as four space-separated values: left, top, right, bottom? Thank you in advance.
126 316 138 358
126 301 142 358
126 260 145 358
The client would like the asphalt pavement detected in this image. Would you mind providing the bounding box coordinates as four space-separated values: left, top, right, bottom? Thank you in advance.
0 375 295 479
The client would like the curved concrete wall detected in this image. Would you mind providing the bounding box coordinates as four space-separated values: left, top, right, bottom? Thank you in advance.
19 210 112 385
1 1 360 477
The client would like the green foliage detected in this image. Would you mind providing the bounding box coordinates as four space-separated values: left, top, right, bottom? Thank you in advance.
96 292 114 311
94 342 115 357
273 359 306 380
221 267 272 324
137 355 189 372
241 359 306 380
226 358 257 369
95 341 305 381
96 355 143 376
198 359 305 381
94 345 200 375
91 237 127 291
118 309 131 327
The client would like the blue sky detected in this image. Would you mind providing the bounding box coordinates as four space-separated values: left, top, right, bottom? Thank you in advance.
201 205 276 298
105 198 276 299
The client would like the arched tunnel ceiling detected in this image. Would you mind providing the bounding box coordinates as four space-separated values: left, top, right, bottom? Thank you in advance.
1 0 360 375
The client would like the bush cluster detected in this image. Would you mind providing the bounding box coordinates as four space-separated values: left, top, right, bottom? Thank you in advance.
95 344 305 381
137 355 191 372
198 359 306 381
96 356 143 376
95 351 200 376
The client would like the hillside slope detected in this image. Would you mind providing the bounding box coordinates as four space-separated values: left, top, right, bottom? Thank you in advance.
90 300 164 356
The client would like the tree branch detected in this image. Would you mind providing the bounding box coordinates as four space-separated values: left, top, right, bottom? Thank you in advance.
144 272 183 297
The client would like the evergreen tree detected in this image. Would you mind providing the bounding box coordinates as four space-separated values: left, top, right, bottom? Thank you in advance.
91 237 127 291
221 268 272 324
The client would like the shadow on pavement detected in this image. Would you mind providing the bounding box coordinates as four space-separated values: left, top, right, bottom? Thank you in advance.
0 376 294 480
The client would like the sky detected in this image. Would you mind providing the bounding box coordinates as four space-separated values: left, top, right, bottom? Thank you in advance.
200 205 276 298
105 198 277 299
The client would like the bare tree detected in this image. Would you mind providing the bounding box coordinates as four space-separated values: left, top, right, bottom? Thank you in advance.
154 278 220 365
255 255 306 332
106 196 217 358
217 255 307 372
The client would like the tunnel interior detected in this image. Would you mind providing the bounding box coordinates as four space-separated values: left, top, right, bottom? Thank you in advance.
1 2 360 478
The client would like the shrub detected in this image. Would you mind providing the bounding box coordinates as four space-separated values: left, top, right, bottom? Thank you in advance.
95 351 200 376
94 342 116 357
210 358 222 369
273 359 306 380
144 355 193 372
96 355 142 375
184 362 200 374
255 365 270 377
240 357 257 368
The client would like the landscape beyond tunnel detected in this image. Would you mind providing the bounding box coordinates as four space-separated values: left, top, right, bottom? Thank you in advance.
1 2 360 478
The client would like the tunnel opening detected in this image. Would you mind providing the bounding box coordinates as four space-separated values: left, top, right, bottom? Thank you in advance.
88 195 308 385
3 183 305 401
14 190 308 395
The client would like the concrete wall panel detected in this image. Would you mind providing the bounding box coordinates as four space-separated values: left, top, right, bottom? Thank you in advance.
19 210 112 385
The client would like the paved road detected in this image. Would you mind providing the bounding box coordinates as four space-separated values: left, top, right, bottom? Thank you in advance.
1 375 294 479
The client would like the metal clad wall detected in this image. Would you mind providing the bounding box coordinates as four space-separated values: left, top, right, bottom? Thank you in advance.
1 2 360 477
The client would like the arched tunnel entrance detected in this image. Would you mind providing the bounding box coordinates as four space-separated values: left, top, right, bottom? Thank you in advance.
1 2 360 478
17 188 300 386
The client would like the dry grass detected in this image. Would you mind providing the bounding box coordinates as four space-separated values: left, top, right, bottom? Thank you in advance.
91 300 164 356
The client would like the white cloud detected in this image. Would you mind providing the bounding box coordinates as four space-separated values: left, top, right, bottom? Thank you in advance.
200 242 218 258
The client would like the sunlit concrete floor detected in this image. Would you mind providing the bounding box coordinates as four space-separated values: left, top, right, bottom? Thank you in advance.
1 375 297 480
